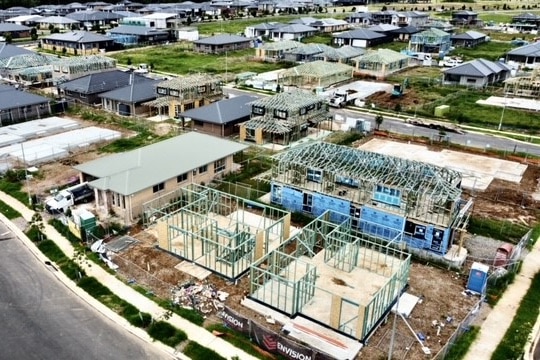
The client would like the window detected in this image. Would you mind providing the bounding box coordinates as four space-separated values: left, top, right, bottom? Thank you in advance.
274 109 287 119
199 165 208 174
307 103 315 111
157 87 167 95
214 158 226 173
317 102 322 110
198 85 206 94
177 173 188 183
169 89 179 97
184 102 195 111
300 107 307 115
306 168 322 183
252 106 265 115
153 182 165 193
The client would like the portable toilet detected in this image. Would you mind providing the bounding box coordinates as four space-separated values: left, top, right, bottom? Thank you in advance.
467 262 490 295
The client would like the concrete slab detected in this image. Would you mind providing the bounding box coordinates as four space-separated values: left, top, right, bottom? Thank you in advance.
0 116 79 139
283 316 363 360
477 96 540 112
0 126 121 165
321 80 393 101
358 139 527 191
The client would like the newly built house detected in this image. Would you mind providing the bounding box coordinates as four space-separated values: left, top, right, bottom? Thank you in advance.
74 132 247 224
267 141 472 256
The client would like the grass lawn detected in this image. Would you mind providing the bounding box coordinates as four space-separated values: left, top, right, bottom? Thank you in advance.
110 46 291 75
452 41 514 61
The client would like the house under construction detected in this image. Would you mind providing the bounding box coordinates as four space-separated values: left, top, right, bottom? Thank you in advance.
249 209 411 342
503 67 540 99
153 184 291 280
267 141 472 255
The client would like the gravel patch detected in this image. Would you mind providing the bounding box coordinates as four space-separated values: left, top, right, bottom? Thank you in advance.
465 235 529 266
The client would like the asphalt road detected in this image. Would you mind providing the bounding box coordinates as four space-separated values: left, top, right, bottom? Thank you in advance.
224 88 540 156
0 221 168 360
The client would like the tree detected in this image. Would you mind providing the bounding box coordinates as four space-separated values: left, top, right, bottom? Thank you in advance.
30 27 38 41
4 32 12 44
375 114 383 130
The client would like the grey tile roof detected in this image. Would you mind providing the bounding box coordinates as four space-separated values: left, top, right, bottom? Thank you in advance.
194 34 251 45
368 24 400 33
44 31 112 43
252 22 284 30
443 58 511 77
0 42 34 59
98 77 159 102
74 132 248 195
451 30 486 40
58 69 133 94
108 25 168 36
507 42 540 57
179 94 258 124
66 10 125 21
0 84 49 110
273 24 317 33
0 23 30 32
333 28 386 40
389 25 420 34
37 16 80 24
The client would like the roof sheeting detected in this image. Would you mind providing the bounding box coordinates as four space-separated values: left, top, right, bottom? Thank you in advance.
443 58 511 77
58 69 133 94
74 132 248 195
179 94 258 124
0 84 50 110
98 78 159 102
44 31 112 43
507 42 540 57
194 34 251 45
333 28 386 40
451 30 486 40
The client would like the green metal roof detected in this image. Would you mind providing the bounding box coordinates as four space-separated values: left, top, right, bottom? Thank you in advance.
74 132 248 196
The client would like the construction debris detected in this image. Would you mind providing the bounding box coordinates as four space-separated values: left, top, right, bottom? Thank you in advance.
171 282 229 314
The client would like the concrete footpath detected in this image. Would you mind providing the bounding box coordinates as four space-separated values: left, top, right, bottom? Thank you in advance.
464 239 540 360
0 191 258 360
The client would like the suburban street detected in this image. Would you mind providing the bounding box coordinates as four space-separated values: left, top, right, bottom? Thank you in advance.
0 220 168 360
225 87 540 156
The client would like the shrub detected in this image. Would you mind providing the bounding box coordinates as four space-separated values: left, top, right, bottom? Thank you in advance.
183 341 226 360
147 321 187 347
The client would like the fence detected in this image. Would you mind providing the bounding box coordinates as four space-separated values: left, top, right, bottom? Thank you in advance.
430 298 484 360
219 306 336 360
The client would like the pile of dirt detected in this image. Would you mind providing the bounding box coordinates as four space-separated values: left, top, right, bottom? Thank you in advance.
366 89 422 111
